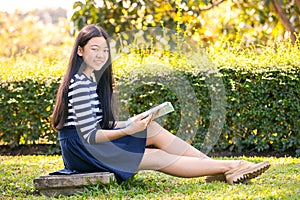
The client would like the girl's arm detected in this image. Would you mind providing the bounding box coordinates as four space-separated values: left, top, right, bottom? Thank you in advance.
95 114 153 143
114 121 127 128
68 74 154 144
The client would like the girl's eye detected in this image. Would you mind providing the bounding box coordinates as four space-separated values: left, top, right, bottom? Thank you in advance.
91 48 99 51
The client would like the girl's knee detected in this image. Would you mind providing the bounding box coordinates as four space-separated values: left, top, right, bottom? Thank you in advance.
147 121 164 136
148 121 160 130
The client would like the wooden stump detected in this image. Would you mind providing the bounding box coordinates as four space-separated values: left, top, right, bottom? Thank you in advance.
33 172 115 197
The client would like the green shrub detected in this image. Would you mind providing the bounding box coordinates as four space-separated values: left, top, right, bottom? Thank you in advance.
2 63 298 155
0 78 60 146
115 66 300 156
211 68 299 154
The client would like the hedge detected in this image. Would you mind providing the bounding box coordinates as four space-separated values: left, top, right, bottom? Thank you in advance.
116 66 300 156
0 66 299 156
0 78 60 146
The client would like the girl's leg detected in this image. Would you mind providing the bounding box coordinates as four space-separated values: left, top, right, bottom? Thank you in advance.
146 121 210 160
141 122 271 182
138 148 238 177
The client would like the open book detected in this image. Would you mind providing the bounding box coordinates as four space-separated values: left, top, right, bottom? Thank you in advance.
125 102 175 126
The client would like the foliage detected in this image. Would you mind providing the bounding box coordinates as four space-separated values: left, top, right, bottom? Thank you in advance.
231 0 300 44
0 11 71 146
0 11 299 155
215 68 299 153
0 78 60 147
71 0 214 36
1 155 299 199
71 0 300 45
0 39 299 155
116 64 300 155
0 11 70 58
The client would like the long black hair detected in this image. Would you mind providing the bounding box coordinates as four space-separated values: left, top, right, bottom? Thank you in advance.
51 24 116 130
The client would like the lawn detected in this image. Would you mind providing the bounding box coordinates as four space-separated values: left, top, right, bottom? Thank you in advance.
1 155 299 199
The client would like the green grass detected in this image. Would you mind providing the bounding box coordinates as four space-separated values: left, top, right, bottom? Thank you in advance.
1 156 299 199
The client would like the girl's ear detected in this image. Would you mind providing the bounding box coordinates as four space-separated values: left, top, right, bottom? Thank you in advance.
77 46 83 56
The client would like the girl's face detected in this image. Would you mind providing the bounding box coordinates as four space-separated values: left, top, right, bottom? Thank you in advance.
78 36 109 75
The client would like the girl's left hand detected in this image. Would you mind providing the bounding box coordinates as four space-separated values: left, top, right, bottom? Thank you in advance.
123 114 154 135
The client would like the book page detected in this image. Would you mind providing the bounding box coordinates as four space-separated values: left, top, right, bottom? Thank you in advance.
125 102 174 126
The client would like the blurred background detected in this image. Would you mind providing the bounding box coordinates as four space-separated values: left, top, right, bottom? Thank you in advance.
0 0 299 59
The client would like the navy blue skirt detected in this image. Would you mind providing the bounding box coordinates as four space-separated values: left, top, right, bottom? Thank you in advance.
50 126 147 184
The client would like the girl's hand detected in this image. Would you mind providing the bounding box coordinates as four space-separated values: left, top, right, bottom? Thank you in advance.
123 114 154 135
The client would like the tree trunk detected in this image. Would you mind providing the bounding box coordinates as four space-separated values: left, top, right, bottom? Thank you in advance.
296 0 300 12
271 0 296 44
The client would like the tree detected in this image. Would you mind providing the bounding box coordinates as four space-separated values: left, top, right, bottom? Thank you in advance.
232 0 299 44
268 0 299 43
71 0 225 35
71 0 300 44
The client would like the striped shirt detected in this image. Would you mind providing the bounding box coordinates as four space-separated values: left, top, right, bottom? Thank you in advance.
64 73 103 144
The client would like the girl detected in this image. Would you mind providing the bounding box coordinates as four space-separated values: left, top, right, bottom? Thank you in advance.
51 24 270 184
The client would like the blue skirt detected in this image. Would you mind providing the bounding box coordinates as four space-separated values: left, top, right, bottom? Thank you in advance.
50 126 147 184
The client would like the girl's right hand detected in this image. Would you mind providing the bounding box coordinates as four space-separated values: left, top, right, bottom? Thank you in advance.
123 114 153 135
